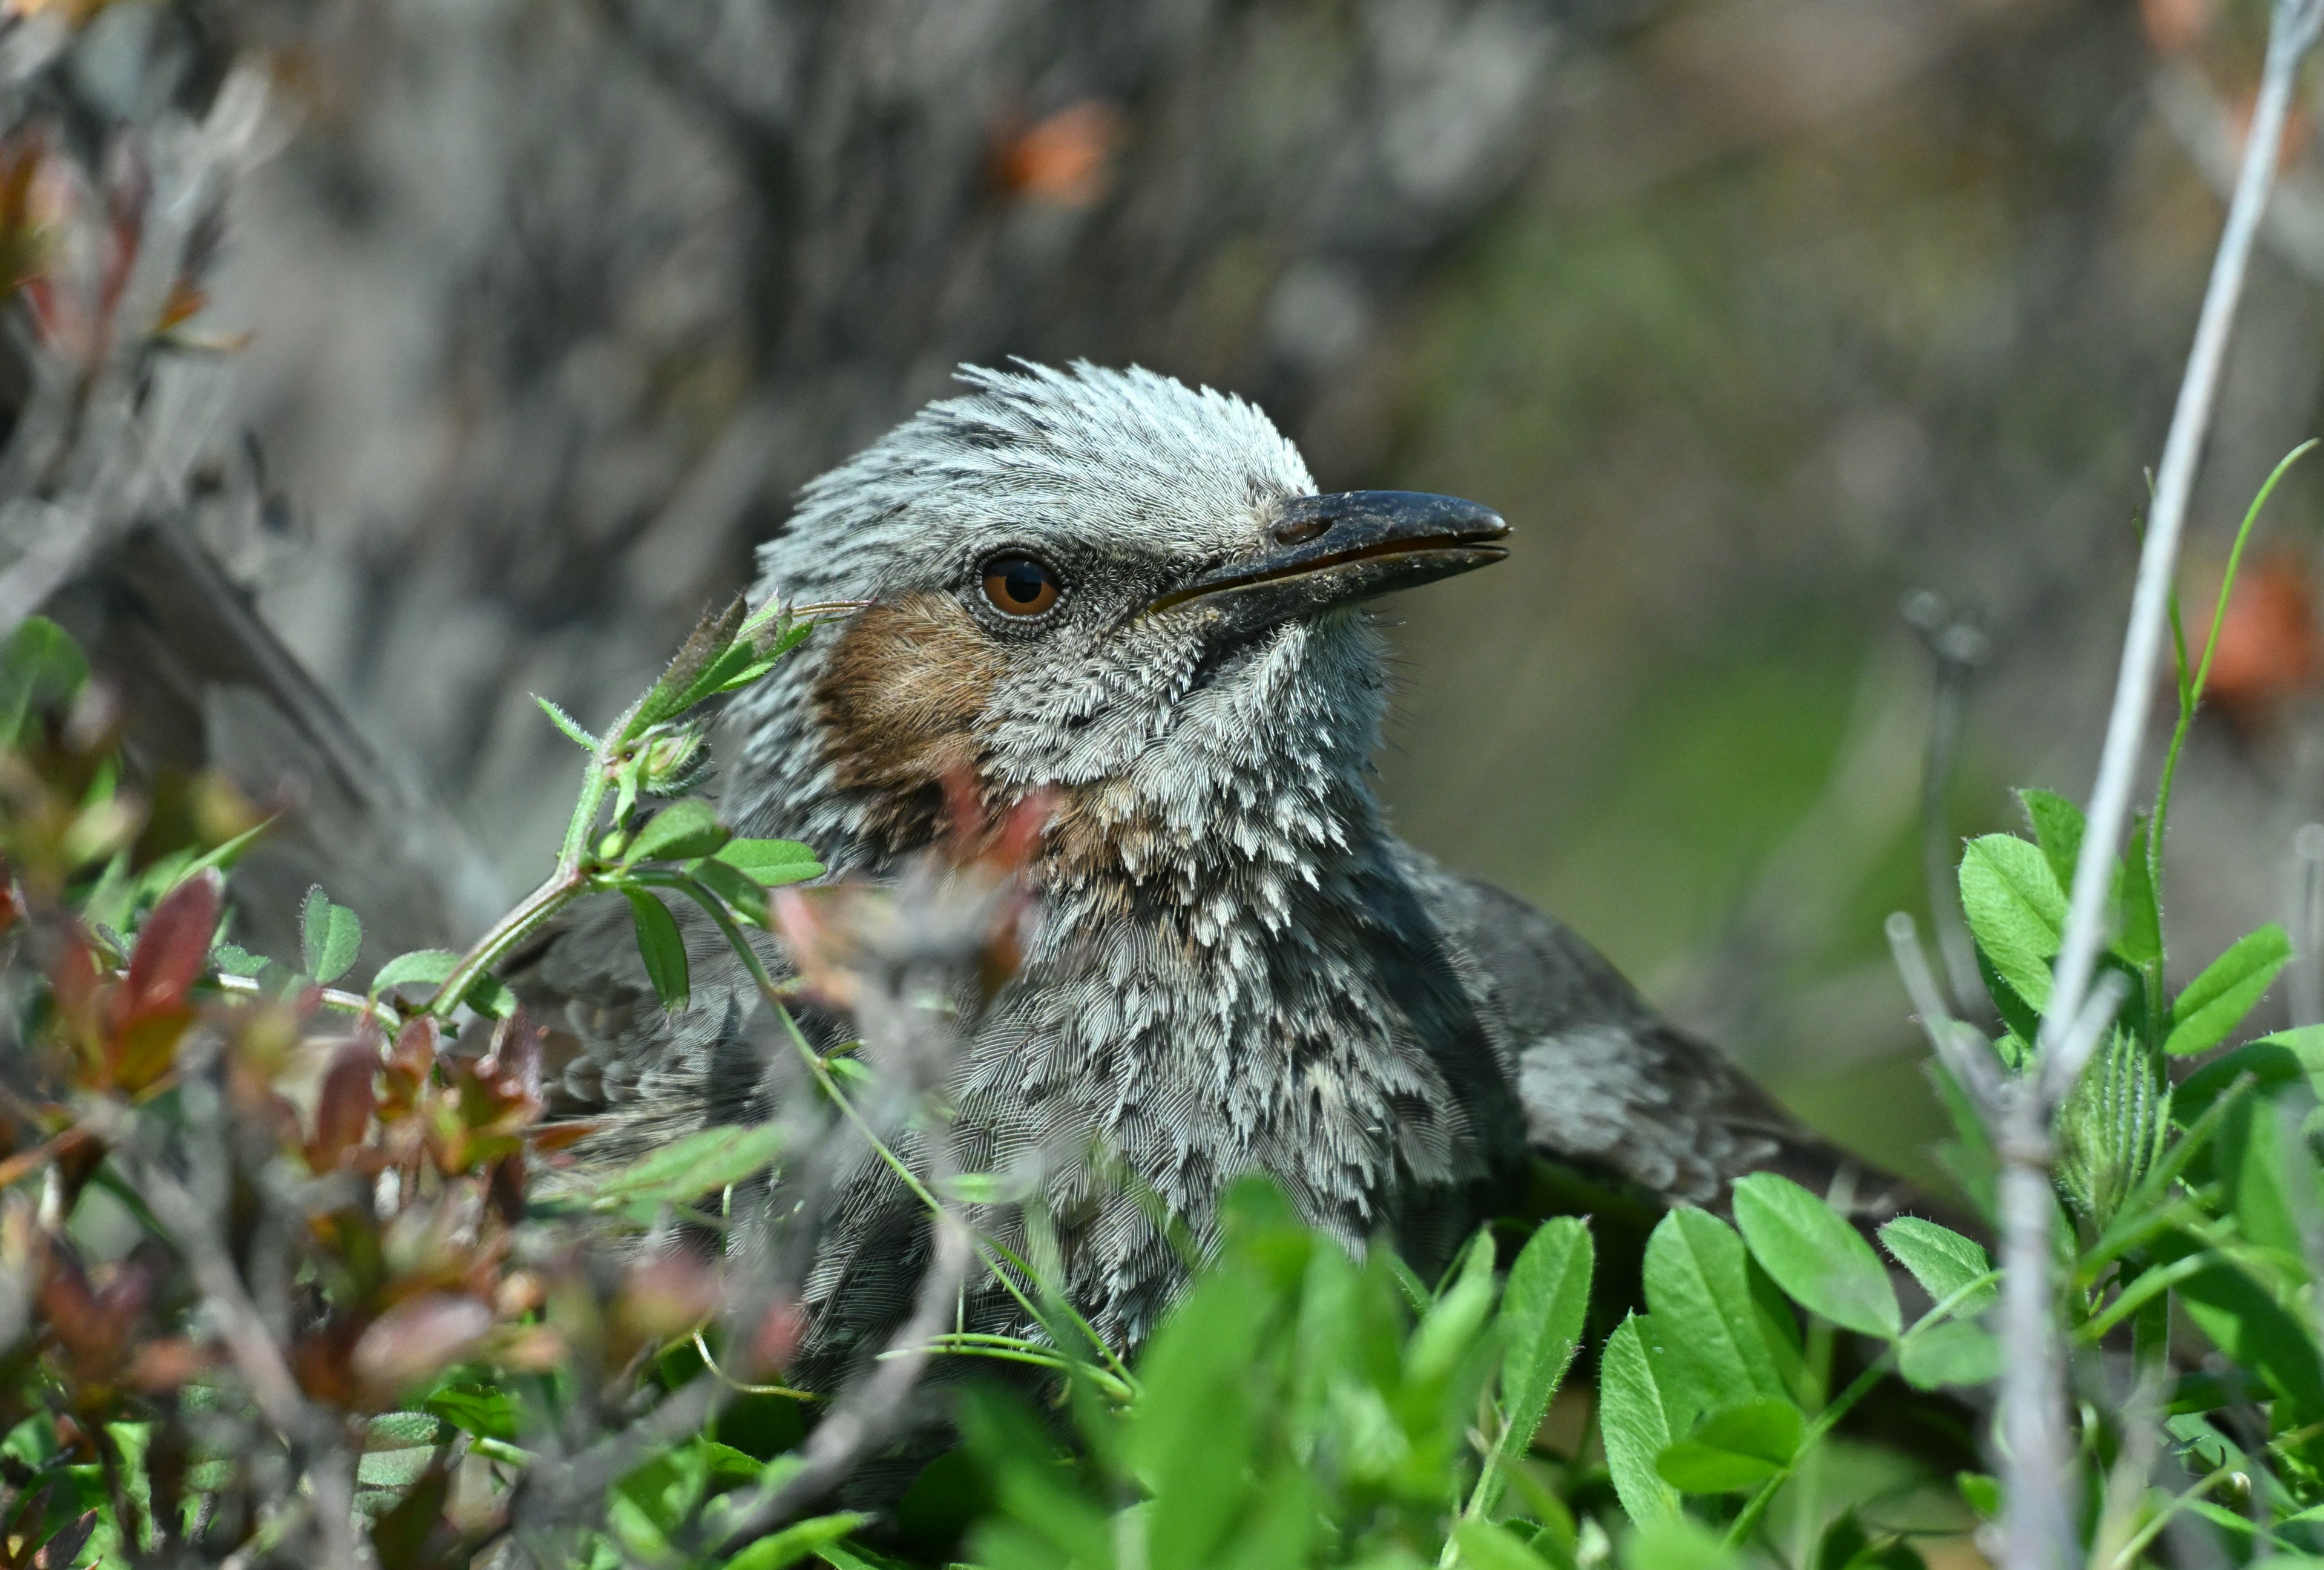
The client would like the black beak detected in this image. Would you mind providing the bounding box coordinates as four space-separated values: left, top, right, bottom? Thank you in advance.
1146 491 1509 631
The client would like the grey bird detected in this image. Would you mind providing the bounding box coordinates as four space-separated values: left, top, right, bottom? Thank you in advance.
513 360 1907 1384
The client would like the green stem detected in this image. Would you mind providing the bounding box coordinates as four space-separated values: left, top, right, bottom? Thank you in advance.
1722 1270 2001 1550
2152 438 2318 896
421 867 590 1022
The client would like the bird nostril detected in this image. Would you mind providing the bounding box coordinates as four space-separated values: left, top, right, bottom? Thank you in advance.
1274 517 1330 546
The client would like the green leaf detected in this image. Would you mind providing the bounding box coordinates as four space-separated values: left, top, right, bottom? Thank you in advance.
2017 788 2084 896
424 1385 516 1442
1958 834 2066 1012
2115 818 2162 968
688 856 771 927
2176 1031 2324 1120
634 597 747 738
1976 948 2043 1054
533 694 597 749
1732 1174 1900 1338
1489 1218 1594 1505
466 973 516 1018
623 799 729 867
372 949 461 997
591 1123 786 1208
300 885 364 986
1599 1315 1682 1524
2218 1092 2316 1257
2056 1023 2170 1229
1653 1398 1804 1493
1408 1229 1498 1385
0 616 87 747
2159 1232 2324 1409
1456 1521 1560 1570
1877 1218 1996 1316
1643 1208 1796 1409
1957 1473 2000 1517
718 1513 871 1570
1897 1320 2001 1390
717 838 824 888
624 887 692 1012
1621 1514 1740 1570
212 942 263 978
2166 925 2293 1056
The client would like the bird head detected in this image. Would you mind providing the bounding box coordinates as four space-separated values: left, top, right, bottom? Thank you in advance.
721 361 1506 883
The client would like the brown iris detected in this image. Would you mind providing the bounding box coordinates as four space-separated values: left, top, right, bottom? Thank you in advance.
981 554 1061 617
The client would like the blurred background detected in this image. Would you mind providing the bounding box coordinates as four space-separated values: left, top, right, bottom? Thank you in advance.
22 0 2324 1188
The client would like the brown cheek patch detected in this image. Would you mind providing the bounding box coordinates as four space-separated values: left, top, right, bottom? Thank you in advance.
813 592 1005 848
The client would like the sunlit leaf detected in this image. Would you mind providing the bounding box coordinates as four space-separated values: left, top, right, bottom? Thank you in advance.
716 838 824 887
1732 1174 1899 1338
717 1513 872 1570
1600 1314 1682 1524
1877 1218 1995 1316
1898 1320 2001 1390
1958 834 2065 1012
1653 1398 1803 1493
687 856 770 927
371 948 461 996
1485 1217 1593 1514
301 884 363 986
1643 1207 1796 1409
2017 787 2084 897
622 799 728 867
624 887 692 1012
532 694 597 749
2166 925 2293 1056
0 616 87 747
589 1123 784 1209
1454 1521 1561 1570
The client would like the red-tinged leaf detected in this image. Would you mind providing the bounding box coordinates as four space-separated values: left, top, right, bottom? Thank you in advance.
93 1242 165 1327
309 1038 378 1172
485 1153 525 1227
31 1509 94 1570
526 1118 600 1154
47 928 99 1042
106 1007 191 1093
34 1241 102 1355
616 1253 723 1343
747 1296 809 1376
120 870 220 1022
381 1016 438 1114
126 1337 212 1393
352 1293 494 1396
370 1460 455 1570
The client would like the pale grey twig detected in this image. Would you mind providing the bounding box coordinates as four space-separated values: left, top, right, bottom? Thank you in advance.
1997 970 2127 1570
1885 911 2005 1110
1902 591 1991 1015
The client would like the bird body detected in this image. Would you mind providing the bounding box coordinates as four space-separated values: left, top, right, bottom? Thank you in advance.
517 362 1896 1384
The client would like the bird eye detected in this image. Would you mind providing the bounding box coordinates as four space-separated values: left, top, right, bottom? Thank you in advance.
980 554 1062 617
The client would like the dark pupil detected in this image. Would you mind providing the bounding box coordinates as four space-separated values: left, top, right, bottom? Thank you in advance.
999 561 1048 604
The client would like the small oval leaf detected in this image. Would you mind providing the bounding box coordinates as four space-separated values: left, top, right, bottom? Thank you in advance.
1732 1174 1900 1339
624 887 692 1012
622 799 729 867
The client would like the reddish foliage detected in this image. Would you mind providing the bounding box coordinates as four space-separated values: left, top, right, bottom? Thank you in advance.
2193 551 2323 725
991 100 1123 207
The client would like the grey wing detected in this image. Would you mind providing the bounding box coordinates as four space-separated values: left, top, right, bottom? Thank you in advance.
1393 844 1915 1221
502 892 803 1174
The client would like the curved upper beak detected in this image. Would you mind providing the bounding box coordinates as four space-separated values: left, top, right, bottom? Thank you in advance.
1146 490 1509 631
